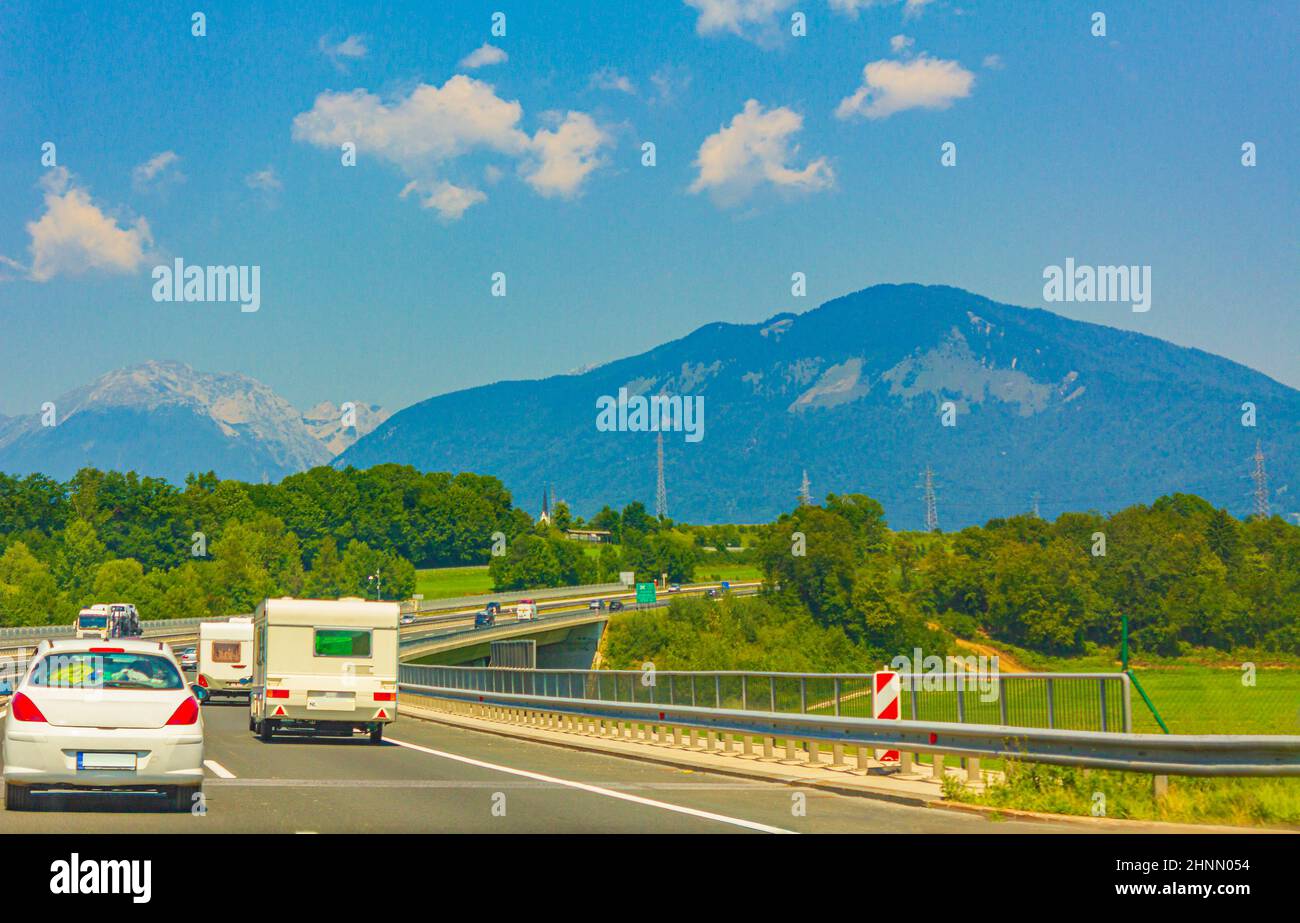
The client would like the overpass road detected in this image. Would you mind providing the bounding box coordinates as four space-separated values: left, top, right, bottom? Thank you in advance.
0 701 1094 834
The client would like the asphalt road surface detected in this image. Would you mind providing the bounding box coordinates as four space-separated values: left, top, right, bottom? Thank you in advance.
0 702 1104 834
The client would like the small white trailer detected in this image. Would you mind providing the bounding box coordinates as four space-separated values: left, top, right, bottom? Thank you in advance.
197 616 255 699
249 598 399 744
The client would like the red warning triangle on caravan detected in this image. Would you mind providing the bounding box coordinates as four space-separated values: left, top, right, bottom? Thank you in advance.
376 708 388 719
273 705 286 716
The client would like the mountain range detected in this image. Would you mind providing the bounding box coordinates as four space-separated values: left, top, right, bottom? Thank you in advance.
1 286 1294 528
337 284 1298 528
0 361 387 485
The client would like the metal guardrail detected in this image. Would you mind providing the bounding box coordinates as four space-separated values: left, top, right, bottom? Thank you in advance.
398 665 1131 733
412 582 631 614
397 681 1300 777
0 614 237 643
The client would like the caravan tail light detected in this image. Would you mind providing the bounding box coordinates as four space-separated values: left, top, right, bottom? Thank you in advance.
373 692 395 702
196 674 209 688
266 689 289 699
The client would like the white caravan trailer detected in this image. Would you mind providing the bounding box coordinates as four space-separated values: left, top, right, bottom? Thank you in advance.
196 617 254 699
249 598 399 743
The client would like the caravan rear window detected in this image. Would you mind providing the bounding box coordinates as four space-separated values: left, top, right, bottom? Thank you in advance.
314 628 372 657
211 641 243 663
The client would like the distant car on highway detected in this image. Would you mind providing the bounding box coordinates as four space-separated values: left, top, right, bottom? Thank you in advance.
485 601 501 616
668 584 681 593
474 610 495 629
2 638 206 811
607 600 624 612
177 647 198 670
588 600 602 611
704 588 718 599
516 599 537 622
400 615 416 625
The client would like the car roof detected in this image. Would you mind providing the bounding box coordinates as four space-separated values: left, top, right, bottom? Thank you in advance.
39 638 173 655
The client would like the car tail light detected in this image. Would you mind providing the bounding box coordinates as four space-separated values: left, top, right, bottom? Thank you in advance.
373 692 395 701
196 674 209 688
10 692 47 723
266 689 289 699
166 697 200 725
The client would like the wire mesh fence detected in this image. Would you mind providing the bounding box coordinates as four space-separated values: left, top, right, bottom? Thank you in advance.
399 665 1133 733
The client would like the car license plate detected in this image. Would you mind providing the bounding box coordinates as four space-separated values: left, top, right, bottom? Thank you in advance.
77 752 137 771
307 691 355 711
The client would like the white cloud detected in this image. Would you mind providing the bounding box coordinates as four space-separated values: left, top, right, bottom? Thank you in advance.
828 0 897 16
650 65 692 105
400 180 487 220
459 43 508 69
131 150 184 191
684 0 794 43
836 53 974 120
524 111 611 198
244 167 282 191
903 0 935 20
890 34 915 54
590 68 636 94
690 99 833 206
319 34 368 70
19 168 153 282
982 53 1004 70
291 76 612 218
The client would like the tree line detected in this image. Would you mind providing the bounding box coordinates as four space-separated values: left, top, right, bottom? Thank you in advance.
758 492 1300 657
0 465 530 626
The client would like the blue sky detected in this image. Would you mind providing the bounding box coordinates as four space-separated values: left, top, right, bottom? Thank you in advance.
0 0 1295 416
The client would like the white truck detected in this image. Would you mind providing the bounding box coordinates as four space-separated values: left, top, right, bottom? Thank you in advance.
249 598 399 744
196 617 254 699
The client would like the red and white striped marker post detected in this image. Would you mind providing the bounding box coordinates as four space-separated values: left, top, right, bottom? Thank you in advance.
873 670 900 763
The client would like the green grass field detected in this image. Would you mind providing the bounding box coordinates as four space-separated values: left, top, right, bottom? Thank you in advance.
413 565 493 600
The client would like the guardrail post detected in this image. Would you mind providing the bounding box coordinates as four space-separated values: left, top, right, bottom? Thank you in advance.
1099 678 1108 732
854 744 871 773
761 737 775 761
1153 774 1168 801
804 740 821 766
741 675 748 710
899 751 914 775
931 754 945 781
833 677 840 717
829 743 849 770
715 674 722 709
780 738 799 764
966 757 981 784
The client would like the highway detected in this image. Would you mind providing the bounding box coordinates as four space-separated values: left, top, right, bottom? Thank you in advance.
0 699 1088 833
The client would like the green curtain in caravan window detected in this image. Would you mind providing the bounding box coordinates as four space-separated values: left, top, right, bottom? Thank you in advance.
314 628 372 657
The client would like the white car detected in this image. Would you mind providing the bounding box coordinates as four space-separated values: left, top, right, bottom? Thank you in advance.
515 600 537 622
2 638 206 812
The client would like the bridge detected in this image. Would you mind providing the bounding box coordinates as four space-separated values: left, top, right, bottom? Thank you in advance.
1 581 1297 834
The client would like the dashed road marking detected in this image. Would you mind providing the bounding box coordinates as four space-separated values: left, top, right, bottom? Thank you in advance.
204 759 236 779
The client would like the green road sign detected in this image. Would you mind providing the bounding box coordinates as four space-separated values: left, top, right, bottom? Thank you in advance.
635 582 657 604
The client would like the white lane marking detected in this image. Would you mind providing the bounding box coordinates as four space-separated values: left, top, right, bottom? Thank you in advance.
203 759 236 779
386 736 795 834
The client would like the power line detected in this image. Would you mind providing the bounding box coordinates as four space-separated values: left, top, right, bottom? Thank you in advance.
655 432 667 519
1252 440 1270 519
922 465 939 533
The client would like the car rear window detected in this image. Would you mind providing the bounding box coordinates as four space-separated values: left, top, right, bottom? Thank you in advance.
78 615 108 628
29 652 183 690
211 641 243 663
314 628 372 657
